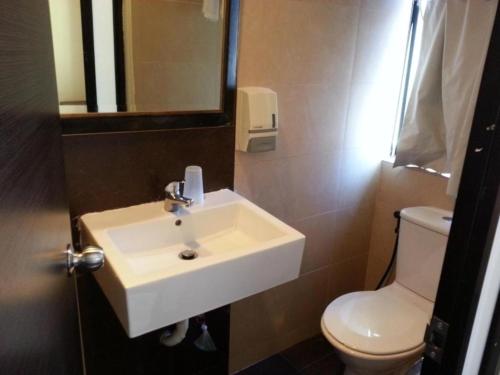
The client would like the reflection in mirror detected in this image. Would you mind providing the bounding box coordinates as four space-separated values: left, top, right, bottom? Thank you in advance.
49 0 226 115
49 0 87 114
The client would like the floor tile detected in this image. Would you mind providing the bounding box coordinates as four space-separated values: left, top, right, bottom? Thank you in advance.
236 335 344 375
300 354 344 375
237 355 299 375
281 336 334 371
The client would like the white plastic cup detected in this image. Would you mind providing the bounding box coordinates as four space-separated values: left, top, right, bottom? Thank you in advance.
184 166 204 204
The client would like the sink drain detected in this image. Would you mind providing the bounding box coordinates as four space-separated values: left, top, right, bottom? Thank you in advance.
179 249 198 260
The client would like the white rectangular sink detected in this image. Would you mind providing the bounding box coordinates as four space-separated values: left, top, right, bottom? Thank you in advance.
80 189 305 337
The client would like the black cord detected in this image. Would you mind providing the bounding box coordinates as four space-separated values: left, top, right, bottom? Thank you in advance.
376 211 402 290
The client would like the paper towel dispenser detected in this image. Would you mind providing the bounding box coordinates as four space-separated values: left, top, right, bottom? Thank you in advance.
236 87 278 152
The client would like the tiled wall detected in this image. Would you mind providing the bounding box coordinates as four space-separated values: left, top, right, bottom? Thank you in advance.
230 0 411 372
62 127 235 373
63 126 235 225
364 162 455 289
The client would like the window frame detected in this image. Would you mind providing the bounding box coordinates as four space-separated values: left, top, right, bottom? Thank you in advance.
390 0 421 155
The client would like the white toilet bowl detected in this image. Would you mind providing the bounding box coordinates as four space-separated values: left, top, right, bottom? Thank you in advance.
321 207 452 374
321 283 433 375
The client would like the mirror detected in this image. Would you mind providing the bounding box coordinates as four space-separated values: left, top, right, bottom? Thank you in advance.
49 0 228 115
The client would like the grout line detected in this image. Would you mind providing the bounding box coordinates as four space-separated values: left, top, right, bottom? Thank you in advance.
234 147 344 165
278 353 301 374
299 264 331 279
331 250 370 265
292 202 371 224
340 2 362 150
279 335 339 374
298 353 336 374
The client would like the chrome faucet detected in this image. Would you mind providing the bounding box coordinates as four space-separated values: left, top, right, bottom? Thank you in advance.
164 181 193 212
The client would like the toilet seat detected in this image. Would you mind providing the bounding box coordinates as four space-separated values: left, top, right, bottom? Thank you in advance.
322 283 433 356
321 319 425 362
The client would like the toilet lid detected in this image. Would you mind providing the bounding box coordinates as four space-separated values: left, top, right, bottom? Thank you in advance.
322 283 433 355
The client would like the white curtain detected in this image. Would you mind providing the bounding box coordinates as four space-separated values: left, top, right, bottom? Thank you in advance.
394 0 498 196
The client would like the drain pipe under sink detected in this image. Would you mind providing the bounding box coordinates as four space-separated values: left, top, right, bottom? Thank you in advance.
159 319 189 347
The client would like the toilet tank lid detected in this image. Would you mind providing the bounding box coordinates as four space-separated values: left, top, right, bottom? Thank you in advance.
400 207 453 236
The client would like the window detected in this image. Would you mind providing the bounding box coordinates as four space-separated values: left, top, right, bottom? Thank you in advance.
390 0 428 156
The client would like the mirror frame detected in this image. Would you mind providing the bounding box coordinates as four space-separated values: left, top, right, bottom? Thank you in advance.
61 0 240 135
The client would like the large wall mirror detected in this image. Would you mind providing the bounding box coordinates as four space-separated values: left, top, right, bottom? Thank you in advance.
49 0 239 133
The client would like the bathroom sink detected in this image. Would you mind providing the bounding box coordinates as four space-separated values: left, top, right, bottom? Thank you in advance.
80 189 305 337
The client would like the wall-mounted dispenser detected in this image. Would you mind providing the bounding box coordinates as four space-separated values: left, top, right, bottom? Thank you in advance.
236 87 278 152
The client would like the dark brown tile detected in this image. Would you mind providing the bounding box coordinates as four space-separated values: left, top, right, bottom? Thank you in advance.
299 354 344 375
236 336 343 375
63 126 235 219
62 125 235 374
237 355 299 375
281 336 334 371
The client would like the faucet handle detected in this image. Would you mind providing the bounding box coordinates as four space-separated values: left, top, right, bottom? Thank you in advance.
164 181 193 212
165 181 184 195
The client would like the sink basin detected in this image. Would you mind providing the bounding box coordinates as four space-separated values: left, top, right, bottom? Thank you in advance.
80 189 305 337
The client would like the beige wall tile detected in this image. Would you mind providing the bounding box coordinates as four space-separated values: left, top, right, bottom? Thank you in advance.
234 157 293 223
328 253 368 302
229 267 330 372
344 82 397 155
237 0 295 87
234 84 318 161
332 204 374 262
305 83 350 153
293 211 337 274
364 162 456 289
367 200 399 263
352 2 411 85
364 255 389 290
282 151 342 220
234 81 351 161
360 0 404 12
231 0 409 371
337 148 381 210
377 162 455 210
281 1 360 85
344 2 411 154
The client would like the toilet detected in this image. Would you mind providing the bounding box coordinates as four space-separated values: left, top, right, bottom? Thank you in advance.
321 207 452 375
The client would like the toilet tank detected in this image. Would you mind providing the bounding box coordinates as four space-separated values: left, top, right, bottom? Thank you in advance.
395 207 453 302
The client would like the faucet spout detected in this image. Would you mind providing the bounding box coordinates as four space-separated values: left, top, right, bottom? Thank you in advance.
164 181 193 212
